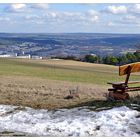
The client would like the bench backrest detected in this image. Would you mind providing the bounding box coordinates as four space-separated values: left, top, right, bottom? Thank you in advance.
119 62 140 76
119 62 140 85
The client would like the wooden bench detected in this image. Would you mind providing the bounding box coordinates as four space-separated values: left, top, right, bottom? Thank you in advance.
107 62 140 100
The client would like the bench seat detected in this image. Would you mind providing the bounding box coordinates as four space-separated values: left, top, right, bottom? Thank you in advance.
107 81 140 85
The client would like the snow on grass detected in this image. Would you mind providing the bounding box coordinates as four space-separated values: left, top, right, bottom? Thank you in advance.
0 105 139 136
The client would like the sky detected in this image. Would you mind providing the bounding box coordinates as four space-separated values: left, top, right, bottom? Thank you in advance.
0 3 140 33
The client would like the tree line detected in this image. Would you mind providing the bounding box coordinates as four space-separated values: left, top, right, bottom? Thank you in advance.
84 51 140 65
51 51 140 66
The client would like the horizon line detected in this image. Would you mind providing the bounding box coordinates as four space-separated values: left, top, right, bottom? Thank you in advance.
0 32 140 35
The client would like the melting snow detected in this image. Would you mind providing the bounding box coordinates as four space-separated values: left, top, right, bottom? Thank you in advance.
0 105 139 136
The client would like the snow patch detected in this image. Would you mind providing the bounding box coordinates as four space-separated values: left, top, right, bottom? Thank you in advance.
0 105 139 136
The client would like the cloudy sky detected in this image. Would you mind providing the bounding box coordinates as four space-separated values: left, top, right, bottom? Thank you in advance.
0 3 140 33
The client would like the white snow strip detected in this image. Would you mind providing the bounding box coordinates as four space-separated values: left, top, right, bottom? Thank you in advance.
0 105 139 136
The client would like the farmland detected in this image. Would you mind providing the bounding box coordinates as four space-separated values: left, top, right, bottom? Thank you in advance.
0 58 139 109
1 58 139 85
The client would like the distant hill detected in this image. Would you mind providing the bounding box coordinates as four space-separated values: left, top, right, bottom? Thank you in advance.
0 33 140 57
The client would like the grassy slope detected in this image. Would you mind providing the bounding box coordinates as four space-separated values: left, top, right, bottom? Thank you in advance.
0 58 140 110
0 58 139 85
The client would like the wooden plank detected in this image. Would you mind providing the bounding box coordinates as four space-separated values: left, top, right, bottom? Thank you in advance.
107 82 125 85
127 81 140 84
126 87 140 92
119 62 140 76
107 81 140 85
127 86 140 89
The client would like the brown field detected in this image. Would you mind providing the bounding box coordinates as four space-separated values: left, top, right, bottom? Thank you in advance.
0 75 139 110
0 75 108 110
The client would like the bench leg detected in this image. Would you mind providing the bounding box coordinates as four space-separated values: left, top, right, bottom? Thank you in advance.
107 91 115 101
108 91 130 101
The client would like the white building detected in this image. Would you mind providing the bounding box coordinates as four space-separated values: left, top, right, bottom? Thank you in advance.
31 55 42 59
16 54 31 59
0 54 17 58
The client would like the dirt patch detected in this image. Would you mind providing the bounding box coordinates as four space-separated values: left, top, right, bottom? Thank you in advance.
0 75 109 110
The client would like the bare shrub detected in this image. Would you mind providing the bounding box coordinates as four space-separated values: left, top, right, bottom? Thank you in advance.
64 86 80 99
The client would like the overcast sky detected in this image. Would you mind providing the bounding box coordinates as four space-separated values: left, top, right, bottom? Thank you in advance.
0 3 140 33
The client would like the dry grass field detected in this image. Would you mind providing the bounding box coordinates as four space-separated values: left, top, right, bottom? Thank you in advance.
0 75 108 110
0 58 139 109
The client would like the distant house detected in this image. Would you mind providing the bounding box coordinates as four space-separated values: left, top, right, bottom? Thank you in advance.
16 54 31 59
136 50 140 53
90 53 97 56
0 53 17 58
0 53 44 60
31 55 42 59
120 49 136 54
0 54 12 58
